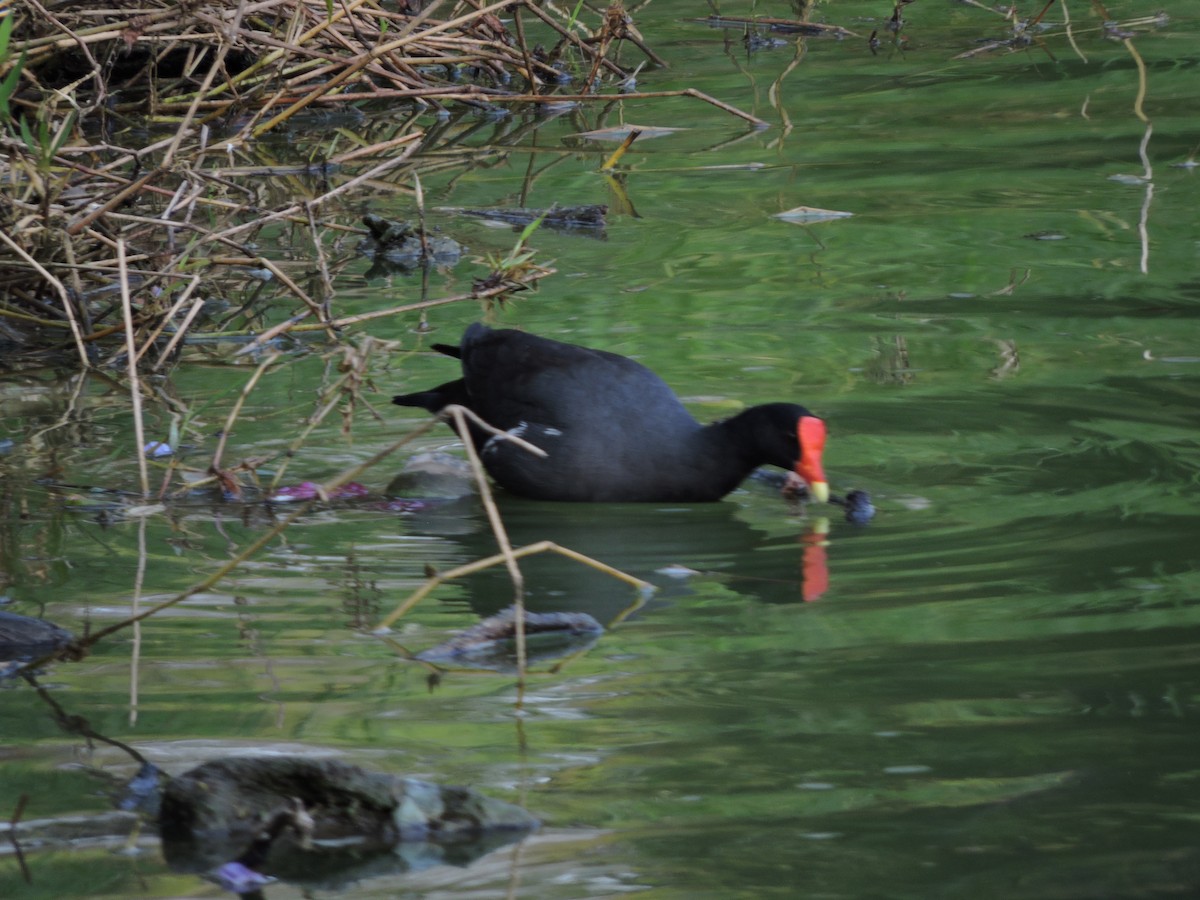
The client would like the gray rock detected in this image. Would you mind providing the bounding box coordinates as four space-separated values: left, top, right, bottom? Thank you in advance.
160 756 538 882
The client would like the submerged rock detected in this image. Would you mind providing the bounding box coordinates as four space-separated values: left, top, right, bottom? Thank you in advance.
0 610 73 672
358 215 464 273
161 756 538 883
386 451 476 500
417 607 604 670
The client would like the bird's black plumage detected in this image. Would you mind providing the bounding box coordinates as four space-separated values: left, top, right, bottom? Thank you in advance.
393 323 827 503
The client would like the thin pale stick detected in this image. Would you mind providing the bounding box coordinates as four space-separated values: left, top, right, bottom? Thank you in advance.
118 239 150 497
374 540 654 632
330 131 423 165
448 405 528 675
210 353 279 474
442 404 548 458
305 204 335 313
1060 0 1087 63
135 274 201 363
153 297 206 369
129 515 150 726
512 3 539 94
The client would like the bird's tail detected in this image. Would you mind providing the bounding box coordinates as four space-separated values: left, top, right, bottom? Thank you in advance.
392 378 469 413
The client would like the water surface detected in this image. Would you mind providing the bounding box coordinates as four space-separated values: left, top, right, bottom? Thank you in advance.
3 2 1200 897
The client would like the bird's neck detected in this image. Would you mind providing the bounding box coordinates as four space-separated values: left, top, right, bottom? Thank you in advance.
692 411 775 494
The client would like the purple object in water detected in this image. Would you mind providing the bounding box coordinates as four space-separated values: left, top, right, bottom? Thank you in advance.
214 861 275 893
270 481 370 502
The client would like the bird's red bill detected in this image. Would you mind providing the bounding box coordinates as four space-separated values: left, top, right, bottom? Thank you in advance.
796 415 827 496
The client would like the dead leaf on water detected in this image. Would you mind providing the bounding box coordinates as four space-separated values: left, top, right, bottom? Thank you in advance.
571 125 683 140
694 163 766 171
774 206 854 223
1108 173 1149 185
125 504 167 518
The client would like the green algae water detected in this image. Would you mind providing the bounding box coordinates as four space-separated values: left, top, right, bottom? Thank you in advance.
3 2 1200 897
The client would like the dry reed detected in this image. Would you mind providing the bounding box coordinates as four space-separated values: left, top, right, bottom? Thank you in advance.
2 0 755 368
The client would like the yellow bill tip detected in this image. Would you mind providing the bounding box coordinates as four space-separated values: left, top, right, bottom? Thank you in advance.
809 481 830 504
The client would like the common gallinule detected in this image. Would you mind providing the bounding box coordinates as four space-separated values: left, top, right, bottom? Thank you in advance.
393 323 829 503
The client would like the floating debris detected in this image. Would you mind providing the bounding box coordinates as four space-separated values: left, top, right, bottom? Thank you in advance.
655 564 701 579
376 498 437 513
745 33 791 51
829 490 876 526
774 206 854 223
571 124 683 140
693 16 857 38
441 205 608 232
123 503 167 518
843 490 876 526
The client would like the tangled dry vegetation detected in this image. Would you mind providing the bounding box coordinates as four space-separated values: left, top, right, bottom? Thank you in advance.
1 2 700 671
0 0 753 371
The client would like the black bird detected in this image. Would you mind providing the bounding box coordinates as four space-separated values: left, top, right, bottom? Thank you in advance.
393 323 828 503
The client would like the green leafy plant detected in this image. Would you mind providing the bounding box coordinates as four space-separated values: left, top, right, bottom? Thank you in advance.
494 212 546 272
565 0 587 32
0 13 26 126
473 212 549 301
18 105 77 174
0 13 75 174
